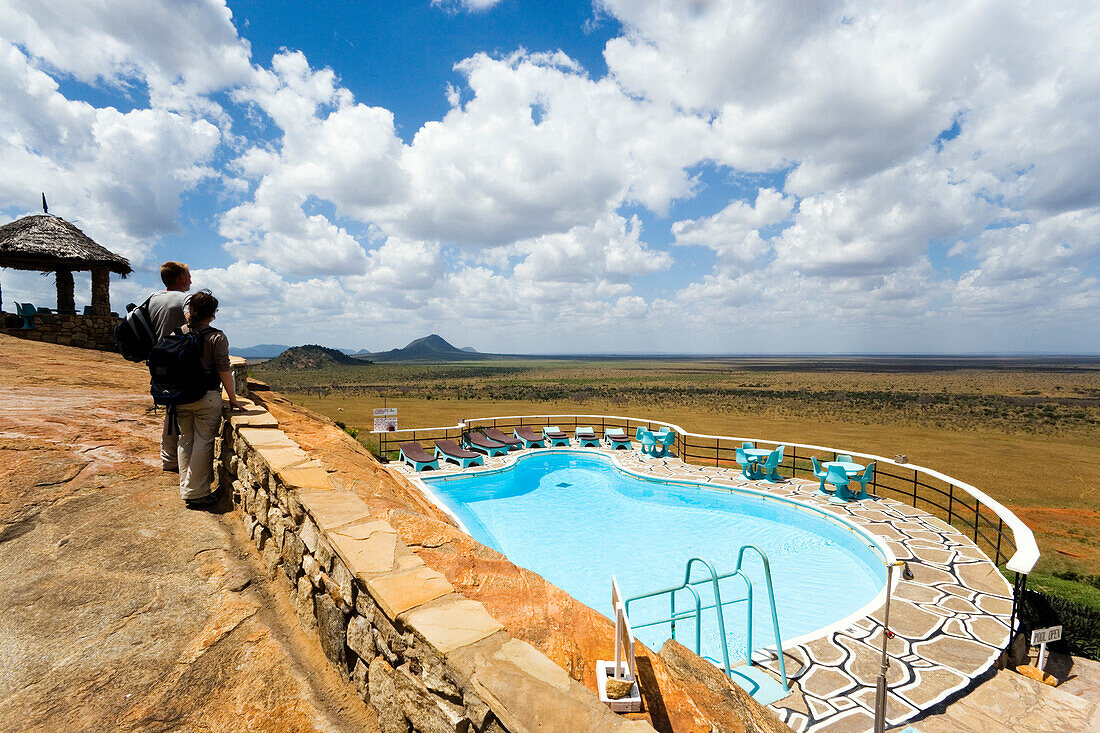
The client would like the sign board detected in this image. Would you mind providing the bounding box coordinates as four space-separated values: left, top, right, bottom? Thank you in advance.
1031 626 1062 645
373 407 397 432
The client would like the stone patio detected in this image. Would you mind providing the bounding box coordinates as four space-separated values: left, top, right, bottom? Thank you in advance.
391 444 1017 733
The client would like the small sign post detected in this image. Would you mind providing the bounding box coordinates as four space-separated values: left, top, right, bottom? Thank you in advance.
373 407 397 432
1030 625 1062 671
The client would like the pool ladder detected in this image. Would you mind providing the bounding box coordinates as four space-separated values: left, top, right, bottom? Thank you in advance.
623 546 789 699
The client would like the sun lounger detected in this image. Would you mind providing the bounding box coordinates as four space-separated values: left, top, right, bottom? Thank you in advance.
543 426 570 447
466 431 509 457
399 442 438 471
575 426 599 447
605 428 631 450
435 439 484 468
483 427 522 450
513 426 546 448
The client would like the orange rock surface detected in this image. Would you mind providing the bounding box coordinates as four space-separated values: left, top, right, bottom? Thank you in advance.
0 335 378 732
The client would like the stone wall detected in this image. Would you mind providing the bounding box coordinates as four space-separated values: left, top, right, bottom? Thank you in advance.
217 368 652 733
0 312 119 351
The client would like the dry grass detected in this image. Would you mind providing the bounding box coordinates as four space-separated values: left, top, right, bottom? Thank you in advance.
255 357 1100 576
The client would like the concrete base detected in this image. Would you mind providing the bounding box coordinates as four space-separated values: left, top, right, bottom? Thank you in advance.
596 659 643 713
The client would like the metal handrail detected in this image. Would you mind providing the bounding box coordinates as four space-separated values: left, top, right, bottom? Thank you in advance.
374 413 1039 575
623 552 789 694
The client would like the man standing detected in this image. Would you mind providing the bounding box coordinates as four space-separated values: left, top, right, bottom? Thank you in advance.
147 261 191 471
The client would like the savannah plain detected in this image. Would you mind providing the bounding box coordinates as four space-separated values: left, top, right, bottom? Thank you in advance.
254 356 1100 588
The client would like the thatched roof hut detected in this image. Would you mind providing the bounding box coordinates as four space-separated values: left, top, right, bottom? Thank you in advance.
0 214 132 315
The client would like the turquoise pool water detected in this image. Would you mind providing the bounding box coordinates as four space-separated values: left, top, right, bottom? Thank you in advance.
419 451 886 661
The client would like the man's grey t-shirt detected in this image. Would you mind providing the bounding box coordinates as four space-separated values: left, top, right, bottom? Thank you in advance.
147 290 188 340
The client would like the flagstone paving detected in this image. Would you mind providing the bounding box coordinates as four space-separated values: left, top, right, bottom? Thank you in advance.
391 443 1017 732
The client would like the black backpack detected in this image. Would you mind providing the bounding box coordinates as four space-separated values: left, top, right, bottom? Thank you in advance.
149 327 218 432
115 297 156 362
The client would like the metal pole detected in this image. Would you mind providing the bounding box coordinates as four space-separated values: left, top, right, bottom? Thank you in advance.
874 561 908 733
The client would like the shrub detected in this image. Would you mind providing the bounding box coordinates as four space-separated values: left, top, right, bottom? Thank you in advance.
1017 585 1100 661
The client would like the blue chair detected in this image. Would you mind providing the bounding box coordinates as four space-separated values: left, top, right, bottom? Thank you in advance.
836 454 853 463
636 427 657 456
650 428 675 458
742 441 755 450
543 426 571 447
575 426 600 448
604 428 631 450
15 302 36 329
764 445 786 481
824 464 853 504
736 448 763 480
83 305 95 315
811 457 830 495
850 462 875 500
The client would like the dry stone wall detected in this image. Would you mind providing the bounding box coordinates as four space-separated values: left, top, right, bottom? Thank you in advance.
216 374 652 733
0 313 119 351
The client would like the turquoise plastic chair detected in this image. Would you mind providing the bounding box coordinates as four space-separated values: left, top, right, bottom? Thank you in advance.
742 441 754 450
760 450 781 482
764 445 785 481
825 464 852 504
850 461 875 500
636 427 656 456
648 428 675 458
811 457 830 495
736 448 763 480
15 302 36 329
837 454 853 463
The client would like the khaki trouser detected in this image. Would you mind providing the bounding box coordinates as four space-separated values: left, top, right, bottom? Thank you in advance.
175 390 222 501
161 411 178 469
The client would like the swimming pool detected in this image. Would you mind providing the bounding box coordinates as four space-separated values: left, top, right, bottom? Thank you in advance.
418 451 888 661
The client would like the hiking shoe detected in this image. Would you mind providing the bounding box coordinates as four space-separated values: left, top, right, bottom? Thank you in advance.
185 493 218 509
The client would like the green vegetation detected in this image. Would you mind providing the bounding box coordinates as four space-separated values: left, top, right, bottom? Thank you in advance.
254 356 1100 583
1016 571 1100 661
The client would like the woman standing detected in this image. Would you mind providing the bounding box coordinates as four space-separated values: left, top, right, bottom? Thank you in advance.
175 289 243 507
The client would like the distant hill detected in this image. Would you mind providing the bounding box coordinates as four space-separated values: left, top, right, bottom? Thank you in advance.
230 343 291 358
339 348 372 356
366 334 487 362
261 344 372 370
460 346 478 353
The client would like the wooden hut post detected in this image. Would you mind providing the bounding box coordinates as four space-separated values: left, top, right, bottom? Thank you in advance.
90 266 111 315
56 268 75 314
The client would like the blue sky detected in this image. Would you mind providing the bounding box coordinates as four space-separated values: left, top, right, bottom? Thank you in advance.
1 0 1098 354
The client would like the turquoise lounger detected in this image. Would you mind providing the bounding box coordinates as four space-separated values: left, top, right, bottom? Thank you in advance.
575 426 600 447
605 428 631 450
514 426 546 448
399 442 438 471
543 426 570 447
466 431 509 456
435 440 484 468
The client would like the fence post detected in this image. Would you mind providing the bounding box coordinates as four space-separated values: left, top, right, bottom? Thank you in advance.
912 470 918 507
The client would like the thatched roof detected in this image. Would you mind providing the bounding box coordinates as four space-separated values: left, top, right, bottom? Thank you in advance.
0 214 132 275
